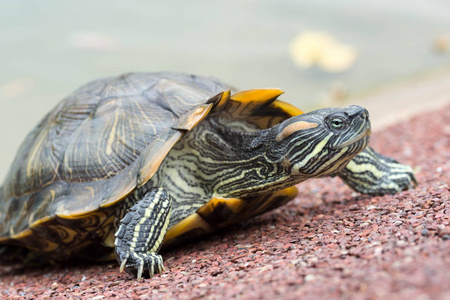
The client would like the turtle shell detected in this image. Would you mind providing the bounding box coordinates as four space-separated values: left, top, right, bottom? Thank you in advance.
0 72 303 256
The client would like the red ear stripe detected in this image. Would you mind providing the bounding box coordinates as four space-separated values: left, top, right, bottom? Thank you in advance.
276 121 319 142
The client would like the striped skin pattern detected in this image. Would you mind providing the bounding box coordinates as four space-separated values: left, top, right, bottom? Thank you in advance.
143 105 370 229
113 105 371 279
114 188 171 281
338 147 416 195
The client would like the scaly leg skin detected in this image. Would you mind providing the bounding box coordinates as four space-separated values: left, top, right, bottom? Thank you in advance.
115 188 172 281
339 147 417 196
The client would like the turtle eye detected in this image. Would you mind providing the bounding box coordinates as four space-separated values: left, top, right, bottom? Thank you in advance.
330 117 344 130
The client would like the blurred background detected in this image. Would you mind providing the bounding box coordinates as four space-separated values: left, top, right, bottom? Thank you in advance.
1 0 450 181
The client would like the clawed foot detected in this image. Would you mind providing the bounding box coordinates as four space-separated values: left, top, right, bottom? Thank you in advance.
114 188 172 280
117 251 165 281
363 161 417 195
339 147 417 196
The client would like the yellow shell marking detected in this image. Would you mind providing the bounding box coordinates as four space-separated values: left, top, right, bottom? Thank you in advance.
179 103 214 130
106 104 119 156
212 90 231 111
196 197 246 216
137 132 183 188
11 228 33 240
163 213 212 247
270 100 304 117
231 89 284 102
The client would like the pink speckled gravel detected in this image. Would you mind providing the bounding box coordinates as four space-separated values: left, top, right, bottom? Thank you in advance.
1 104 449 300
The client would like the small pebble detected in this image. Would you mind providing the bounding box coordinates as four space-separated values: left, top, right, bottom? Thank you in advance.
304 274 316 282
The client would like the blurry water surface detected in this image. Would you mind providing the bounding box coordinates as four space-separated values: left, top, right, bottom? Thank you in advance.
1 0 450 180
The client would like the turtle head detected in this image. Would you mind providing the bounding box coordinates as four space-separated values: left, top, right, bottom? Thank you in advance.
276 105 371 178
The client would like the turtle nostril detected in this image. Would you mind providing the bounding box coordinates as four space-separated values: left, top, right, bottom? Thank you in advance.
358 110 369 120
362 110 369 120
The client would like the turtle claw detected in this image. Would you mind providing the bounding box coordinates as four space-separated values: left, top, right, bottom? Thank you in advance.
137 262 144 282
144 253 165 277
118 251 165 280
149 266 154 279
119 255 128 273
158 263 166 274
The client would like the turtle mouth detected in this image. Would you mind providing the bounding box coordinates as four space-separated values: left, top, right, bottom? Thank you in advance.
331 127 372 150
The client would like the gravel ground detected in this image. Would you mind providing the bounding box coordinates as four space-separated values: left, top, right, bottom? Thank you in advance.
1 104 449 300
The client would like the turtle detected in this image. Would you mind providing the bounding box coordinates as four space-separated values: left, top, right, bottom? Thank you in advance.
0 72 416 280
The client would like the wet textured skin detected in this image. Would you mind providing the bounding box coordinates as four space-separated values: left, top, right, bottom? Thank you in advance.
0 72 416 280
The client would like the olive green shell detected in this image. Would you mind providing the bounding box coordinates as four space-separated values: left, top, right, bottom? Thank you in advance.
0 72 302 250
0 73 231 239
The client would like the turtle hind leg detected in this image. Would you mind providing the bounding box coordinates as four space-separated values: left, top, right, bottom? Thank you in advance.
115 188 172 281
338 147 417 196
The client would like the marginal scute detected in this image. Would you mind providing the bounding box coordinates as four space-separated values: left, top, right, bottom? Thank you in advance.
10 228 33 240
209 90 230 111
215 93 303 130
270 100 304 117
175 103 214 131
230 89 284 103
197 197 246 216
30 215 53 227
99 171 136 208
225 89 283 119
135 130 184 188
162 213 212 247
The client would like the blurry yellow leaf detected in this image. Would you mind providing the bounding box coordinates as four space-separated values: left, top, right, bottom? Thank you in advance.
289 31 357 73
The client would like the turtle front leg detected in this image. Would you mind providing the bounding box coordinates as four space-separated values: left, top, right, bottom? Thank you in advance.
115 188 172 281
338 147 417 196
